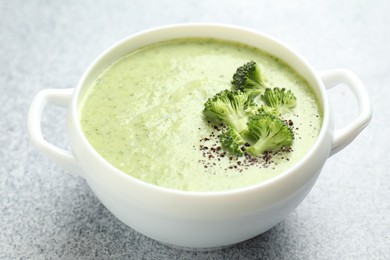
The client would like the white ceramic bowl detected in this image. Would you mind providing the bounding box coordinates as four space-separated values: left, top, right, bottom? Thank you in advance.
28 24 372 249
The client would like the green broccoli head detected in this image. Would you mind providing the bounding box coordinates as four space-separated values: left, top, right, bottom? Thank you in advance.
231 61 268 96
245 98 262 115
261 87 296 115
203 89 258 133
246 113 294 156
257 105 278 116
219 127 245 157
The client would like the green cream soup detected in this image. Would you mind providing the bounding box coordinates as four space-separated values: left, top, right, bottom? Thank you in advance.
79 38 322 192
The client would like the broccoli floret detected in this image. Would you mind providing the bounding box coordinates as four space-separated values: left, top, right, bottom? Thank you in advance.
257 105 278 116
219 127 245 157
231 61 268 97
261 87 296 115
203 89 258 133
245 98 262 115
246 113 294 156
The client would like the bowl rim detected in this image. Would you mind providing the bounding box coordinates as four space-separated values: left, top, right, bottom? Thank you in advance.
70 22 330 197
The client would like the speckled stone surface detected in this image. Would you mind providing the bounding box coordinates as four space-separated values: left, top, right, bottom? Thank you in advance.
1 0 389 259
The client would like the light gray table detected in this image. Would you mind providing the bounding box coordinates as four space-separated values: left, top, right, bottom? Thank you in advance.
1 0 389 259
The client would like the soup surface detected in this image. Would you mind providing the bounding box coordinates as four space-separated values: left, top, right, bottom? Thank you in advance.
79 38 322 192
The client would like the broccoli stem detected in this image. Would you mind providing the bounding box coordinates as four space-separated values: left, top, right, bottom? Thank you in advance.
246 139 272 157
228 117 248 134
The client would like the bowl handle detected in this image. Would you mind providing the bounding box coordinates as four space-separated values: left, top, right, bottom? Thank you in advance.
27 88 81 176
318 69 372 156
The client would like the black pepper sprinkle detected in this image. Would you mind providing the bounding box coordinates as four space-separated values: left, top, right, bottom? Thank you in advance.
197 121 294 172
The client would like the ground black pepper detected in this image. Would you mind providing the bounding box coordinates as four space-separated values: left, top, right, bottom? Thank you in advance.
198 122 294 172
